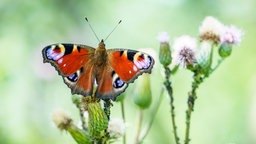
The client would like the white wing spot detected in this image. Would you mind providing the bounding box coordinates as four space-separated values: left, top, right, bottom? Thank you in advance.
133 66 138 71
57 58 63 64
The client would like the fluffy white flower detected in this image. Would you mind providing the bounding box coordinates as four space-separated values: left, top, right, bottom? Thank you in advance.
107 118 125 138
199 16 224 43
196 41 212 66
220 25 243 45
52 110 72 130
172 35 197 68
157 32 170 43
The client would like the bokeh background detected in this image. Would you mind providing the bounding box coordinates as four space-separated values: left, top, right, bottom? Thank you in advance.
0 0 255 143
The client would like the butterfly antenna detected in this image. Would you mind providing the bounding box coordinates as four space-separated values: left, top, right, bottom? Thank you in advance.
85 17 100 42
104 20 122 42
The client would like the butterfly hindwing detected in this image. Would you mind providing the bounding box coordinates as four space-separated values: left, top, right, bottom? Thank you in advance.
42 44 96 96
95 64 128 100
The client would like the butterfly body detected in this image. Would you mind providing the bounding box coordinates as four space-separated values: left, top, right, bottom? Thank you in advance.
42 40 154 100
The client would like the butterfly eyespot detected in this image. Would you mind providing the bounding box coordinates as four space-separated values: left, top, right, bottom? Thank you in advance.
67 73 78 82
45 45 65 61
113 77 124 88
66 67 83 82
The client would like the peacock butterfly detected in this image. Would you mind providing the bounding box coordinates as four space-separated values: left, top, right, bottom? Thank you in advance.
42 39 154 100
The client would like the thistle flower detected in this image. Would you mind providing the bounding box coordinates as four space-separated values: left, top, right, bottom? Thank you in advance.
52 110 90 144
199 16 224 44
107 118 126 138
158 32 172 66
52 110 73 131
157 32 170 43
172 35 197 69
220 25 243 45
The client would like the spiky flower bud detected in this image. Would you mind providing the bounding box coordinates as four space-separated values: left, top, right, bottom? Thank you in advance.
88 102 108 139
158 32 172 66
219 43 232 58
133 74 152 109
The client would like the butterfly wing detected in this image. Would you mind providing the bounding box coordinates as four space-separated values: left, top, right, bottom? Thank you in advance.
95 49 154 100
42 44 96 96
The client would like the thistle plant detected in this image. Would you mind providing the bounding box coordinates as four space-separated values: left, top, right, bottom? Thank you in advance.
158 16 243 144
50 16 243 144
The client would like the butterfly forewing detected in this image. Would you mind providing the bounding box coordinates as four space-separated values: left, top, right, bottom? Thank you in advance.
42 44 96 96
107 49 154 82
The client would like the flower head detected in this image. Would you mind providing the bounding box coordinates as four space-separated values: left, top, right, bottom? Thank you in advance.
220 25 243 45
172 35 197 68
157 32 170 43
52 110 73 131
107 118 126 138
199 16 224 43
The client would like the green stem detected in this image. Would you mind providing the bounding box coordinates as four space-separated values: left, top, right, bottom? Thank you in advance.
164 66 180 144
184 73 203 144
121 101 126 144
210 58 224 75
103 100 112 142
103 100 112 120
135 110 143 144
139 87 165 142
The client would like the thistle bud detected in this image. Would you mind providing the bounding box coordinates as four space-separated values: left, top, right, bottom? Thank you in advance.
219 43 232 58
158 32 172 66
133 74 152 109
88 102 108 139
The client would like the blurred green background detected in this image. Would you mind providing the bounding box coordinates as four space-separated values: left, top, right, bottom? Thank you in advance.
0 0 255 143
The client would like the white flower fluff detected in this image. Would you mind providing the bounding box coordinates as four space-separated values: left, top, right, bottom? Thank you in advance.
196 41 212 65
157 32 170 43
107 118 125 138
220 25 243 45
199 16 224 42
172 35 197 68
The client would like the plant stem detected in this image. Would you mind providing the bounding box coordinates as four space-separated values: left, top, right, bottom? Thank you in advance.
184 73 202 144
121 101 126 144
103 100 112 120
164 66 180 144
135 110 143 144
210 58 224 75
139 87 164 143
